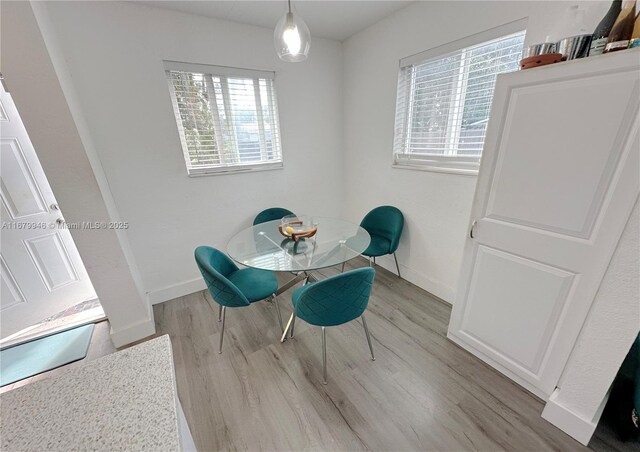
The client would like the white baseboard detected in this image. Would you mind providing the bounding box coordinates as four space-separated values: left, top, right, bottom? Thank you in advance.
374 254 456 304
148 278 206 305
542 389 597 446
109 301 156 347
148 259 456 307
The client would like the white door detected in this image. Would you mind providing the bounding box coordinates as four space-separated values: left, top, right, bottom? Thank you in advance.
448 51 640 398
0 82 96 339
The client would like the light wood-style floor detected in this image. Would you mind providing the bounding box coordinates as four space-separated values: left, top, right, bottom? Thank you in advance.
154 257 587 451
5 257 627 451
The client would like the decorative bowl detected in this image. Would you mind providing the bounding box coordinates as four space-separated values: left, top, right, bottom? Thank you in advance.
557 34 592 60
520 53 563 70
278 215 318 241
522 42 557 59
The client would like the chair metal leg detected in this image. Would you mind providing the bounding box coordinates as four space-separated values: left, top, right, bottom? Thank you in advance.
361 314 375 361
393 252 401 278
218 306 227 354
368 257 373 267
272 294 284 333
341 262 345 273
280 313 294 343
290 312 296 338
218 304 222 322
373 256 376 265
322 327 327 385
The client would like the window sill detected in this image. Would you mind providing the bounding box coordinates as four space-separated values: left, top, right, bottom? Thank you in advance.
187 162 284 177
392 162 479 176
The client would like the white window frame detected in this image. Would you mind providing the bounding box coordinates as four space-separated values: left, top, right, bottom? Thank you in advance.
392 19 527 176
164 61 283 177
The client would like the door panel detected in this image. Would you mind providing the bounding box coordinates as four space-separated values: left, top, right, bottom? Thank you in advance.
0 99 8 121
448 51 640 398
24 233 79 291
486 71 638 238
0 84 96 338
1 138 48 219
461 245 575 374
0 256 25 311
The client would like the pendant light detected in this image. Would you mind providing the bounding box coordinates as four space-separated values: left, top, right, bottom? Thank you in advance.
274 0 310 62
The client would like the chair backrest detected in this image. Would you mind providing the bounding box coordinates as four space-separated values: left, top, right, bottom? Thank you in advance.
294 268 375 327
360 206 404 253
194 246 249 307
253 207 295 226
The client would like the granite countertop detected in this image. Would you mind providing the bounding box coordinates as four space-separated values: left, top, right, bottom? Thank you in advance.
0 335 181 451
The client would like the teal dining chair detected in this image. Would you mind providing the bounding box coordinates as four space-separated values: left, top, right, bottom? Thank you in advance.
289 267 376 384
253 207 295 226
194 246 282 353
359 206 404 277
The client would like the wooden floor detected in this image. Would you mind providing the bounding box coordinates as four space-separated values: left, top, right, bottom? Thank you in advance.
153 258 587 451
5 257 622 451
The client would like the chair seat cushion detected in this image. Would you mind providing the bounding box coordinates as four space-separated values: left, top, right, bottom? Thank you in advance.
362 234 392 257
227 268 278 302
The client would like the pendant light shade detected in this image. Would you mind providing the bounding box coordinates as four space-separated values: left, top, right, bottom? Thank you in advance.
274 0 310 62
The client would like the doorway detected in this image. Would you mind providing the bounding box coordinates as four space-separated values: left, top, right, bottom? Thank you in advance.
0 80 104 346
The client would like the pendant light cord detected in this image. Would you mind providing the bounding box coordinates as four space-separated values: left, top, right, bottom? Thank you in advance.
288 0 292 13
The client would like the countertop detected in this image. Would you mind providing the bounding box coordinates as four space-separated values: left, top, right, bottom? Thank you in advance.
0 335 181 451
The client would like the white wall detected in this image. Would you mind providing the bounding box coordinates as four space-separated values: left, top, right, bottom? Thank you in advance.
36 0 611 306
37 1 345 302
341 1 608 302
543 198 640 444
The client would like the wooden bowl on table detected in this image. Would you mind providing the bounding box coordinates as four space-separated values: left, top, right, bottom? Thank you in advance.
278 216 318 242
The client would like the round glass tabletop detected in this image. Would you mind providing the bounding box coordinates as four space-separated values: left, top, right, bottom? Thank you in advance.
227 217 370 272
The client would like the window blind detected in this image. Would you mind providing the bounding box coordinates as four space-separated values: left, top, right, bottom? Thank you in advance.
165 63 282 175
393 30 525 170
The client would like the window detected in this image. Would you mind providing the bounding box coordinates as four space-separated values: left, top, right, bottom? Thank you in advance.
164 61 282 176
393 22 526 174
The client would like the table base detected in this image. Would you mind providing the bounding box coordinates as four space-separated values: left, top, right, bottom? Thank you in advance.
279 272 316 342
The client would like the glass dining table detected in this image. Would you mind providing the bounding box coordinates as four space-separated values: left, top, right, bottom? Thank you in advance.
227 216 371 341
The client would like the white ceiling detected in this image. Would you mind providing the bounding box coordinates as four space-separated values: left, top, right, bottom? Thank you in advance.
137 1 413 41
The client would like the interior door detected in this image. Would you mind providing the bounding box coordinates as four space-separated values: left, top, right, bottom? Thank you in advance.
0 82 96 339
447 51 640 398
